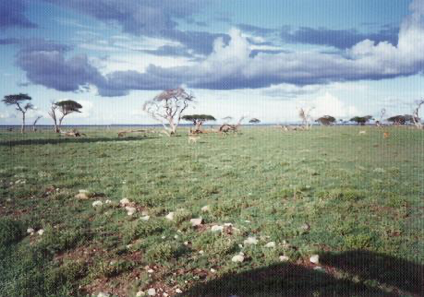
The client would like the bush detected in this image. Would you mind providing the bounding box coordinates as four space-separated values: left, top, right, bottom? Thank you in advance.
0 218 25 248
37 226 87 254
123 220 166 244
145 242 177 263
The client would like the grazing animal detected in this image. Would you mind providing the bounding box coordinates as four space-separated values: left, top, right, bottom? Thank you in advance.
188 135 199 144
383 132 390 139
359 130 366 135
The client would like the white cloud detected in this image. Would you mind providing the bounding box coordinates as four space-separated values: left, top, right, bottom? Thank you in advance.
310 93 359 119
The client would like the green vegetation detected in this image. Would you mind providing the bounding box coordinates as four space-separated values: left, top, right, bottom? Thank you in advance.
0 126 423 296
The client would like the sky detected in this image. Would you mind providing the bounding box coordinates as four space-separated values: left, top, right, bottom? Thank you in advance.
1 0 424 125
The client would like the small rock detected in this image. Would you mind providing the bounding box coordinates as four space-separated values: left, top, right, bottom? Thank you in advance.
147 269 154 273
174 235 179 239
136 291 144 297
211 225 224 232
105 199 112 204
301 223 310 231
201 205 210 212
27 228 34 234
224 223 233 227
244 237 258 245
141 215 150 221
126 244 133 249
126 206 136 216
97 293 110 297
314 266 325 272
210 268 217 273
175 288 183 294
92 200 103 207
279 255 289 262
37 229 44 236
184 241 189 245
163 293 169 297
199 250 204 254
190 217 203 227
147 288 156 296
265 242 276 248
232 254 245 263
120 198 130 206
310 254 319 264
165 212 174 221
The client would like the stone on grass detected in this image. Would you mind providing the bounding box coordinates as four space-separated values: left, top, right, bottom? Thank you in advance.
211 225 224 233
75 190 91 200
37 229 44 236
27 228 34 234
141 215 150 221
265 241 276 248
136 291 144 297
92 200 103 207
279 255 289 262
165 212 174 221
314 266 325 272
97 293 109 297
224 223 233 227
310 254 319 264
232 254 245 263
190 217 203 227
120 198 130 206
244 237 258 245
126 206 136 216
105 200 112 204
175 288 183 294
201 205 210 212
147 288 156 296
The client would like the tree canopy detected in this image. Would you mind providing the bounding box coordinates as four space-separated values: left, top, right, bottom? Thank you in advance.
350 115 373 125
387 114 419 125
249 118 261 123
2 93 34 133
55 100 83 114
182 114 216 123
316 115 336 125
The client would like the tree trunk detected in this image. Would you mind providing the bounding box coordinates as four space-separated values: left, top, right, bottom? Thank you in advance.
21 112 25 134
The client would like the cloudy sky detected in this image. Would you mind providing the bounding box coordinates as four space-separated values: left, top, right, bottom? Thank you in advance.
1 0 424 124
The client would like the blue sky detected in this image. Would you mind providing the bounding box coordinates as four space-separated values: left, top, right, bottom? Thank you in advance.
1 0 423 124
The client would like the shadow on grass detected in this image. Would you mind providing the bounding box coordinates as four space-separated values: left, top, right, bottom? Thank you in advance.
0 136 157 147
184 251 423 296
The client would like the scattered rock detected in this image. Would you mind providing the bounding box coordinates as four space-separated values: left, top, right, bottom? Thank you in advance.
232 254 245 263
175 288 183 294
141 215 150 221
244 237 258 245
301 223 311 231
224 223 233 227
136 291 144 297
75 190 91 200
201 205 210 212
279 255 289 262
265 242 276 248
126 206 137 216
147 269 154 273
37 229 44 236
174 235 179 239
120 198 130 206
97 293 110 297
210 268 217 273
310 254 319 264
27 228 34 235
147 288 156 296
92 200 103 207
165 212 174 221
211 225 224 233
199 250 204 254
314 266 325 272
163 293 169 297
190 217 203 227
105 200 112 204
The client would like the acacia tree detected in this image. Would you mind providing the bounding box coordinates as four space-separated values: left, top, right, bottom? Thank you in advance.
2 93 34 133
298 107 314 129
350 115 373 125
143 88 194 136
49 100 83 133
387 114 418 125
249 118 261 124
182 114 216 132
316 115 336 126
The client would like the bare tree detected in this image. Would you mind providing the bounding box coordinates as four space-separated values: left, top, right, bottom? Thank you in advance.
376 108 386 127
298 107 314 130
48 100 83 133
412 99 423 129
143 88 194 136
2 93 34 133
219 116 245 133
32 116 42 132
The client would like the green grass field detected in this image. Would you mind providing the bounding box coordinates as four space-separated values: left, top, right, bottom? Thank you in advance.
0 126 423 296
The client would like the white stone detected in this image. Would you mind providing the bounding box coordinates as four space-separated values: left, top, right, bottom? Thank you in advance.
310 254 319 264
314 266 325 272
141 215 150 221
224 223 233 227
211 225 224 232
136 291 144 297
265 242 276 248
120 198 130 206
174 235 179 239
126 206 137 216
97 293 110 297
232 254 245 263
175 288 183 294
199 250 204 254
279 255 289 262
165 212 174 221
210 268 217 273
244 237 258 245
105 200 112 204
27 228 34 234
190 217 203 227
37 229 44 236
92 200 103 207
147 288 156 296
148 269 154 273
201 205 210 212
163 293 169 297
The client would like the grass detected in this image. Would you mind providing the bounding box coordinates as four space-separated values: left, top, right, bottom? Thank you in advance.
0 126 423 296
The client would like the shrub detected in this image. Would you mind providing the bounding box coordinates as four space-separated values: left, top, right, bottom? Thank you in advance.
123 220 165 244
145 242 177 263
0 218 25 248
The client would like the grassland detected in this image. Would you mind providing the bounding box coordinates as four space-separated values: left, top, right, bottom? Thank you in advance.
0 126 423 296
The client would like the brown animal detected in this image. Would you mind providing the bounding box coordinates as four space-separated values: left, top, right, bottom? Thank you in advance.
383 132 390 139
